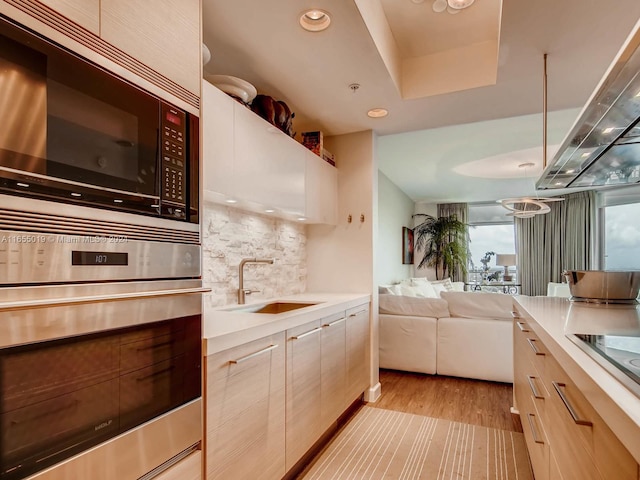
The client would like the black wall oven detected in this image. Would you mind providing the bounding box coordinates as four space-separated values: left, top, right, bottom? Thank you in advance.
0 279 206 480
0 15 199 224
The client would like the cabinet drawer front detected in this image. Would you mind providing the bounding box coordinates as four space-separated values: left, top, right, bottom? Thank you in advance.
514 323 547 377
321 313 346 430
207 334 285 425
522 410 549 480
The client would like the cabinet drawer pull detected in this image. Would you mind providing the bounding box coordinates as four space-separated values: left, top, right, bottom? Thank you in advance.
292 327 323 340
511 311 521 319
136 365 175 382
526 413 545 444
527 338 545 356
527 375 544 399
348 309 368 318
230 344 278 364
552 381 593 426
323 317 346 328
516 321 529 332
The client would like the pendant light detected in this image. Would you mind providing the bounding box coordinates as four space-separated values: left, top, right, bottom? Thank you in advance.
498 54 563 218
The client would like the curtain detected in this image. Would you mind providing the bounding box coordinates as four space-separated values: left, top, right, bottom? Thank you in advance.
515 191 596 296
437 202 469 282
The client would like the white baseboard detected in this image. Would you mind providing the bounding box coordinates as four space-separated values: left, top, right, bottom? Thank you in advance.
364 382 381 403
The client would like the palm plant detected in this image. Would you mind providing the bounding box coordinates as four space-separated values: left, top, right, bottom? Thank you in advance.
412 214 469 280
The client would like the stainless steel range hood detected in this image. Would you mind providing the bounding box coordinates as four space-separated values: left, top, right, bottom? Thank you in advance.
537 18 640 190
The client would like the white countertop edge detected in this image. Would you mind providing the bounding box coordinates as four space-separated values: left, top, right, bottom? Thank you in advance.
203 293 371 356
514 296 640 464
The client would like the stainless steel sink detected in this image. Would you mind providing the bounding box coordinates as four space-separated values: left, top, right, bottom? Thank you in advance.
227 301 319 314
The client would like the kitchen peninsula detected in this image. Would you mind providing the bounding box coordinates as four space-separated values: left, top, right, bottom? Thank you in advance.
203 293 371 479
513 296 640 479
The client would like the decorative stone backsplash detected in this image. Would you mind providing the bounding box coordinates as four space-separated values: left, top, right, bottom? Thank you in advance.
202 202 307 307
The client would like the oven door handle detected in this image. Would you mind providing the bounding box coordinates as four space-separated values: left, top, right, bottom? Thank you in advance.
0 287 211 310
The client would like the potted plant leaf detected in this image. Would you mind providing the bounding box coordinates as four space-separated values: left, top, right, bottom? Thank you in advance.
412 214 469 280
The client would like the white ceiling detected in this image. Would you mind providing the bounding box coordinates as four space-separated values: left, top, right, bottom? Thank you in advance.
202 0 640 203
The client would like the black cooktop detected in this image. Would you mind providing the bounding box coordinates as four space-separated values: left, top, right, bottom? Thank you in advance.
570 333 640 397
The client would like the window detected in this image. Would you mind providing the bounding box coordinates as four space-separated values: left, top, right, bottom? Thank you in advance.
603 202 640 270
467 203 516 283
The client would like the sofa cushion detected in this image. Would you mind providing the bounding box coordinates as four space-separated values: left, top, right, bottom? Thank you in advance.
379 294 450 318
440 291 513 320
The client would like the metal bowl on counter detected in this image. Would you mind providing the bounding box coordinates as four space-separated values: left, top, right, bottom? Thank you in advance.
562 270 640 303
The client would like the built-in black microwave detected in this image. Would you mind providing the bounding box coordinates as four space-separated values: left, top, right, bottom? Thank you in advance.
0 15 199 223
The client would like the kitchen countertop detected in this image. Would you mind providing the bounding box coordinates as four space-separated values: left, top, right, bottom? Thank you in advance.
203 292 371 355
513 295 640 464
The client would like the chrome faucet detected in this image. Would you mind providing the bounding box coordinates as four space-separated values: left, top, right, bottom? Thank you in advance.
238 258 274 304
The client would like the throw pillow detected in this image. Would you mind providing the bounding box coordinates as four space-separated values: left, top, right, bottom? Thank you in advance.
431 278 454 291
399 284 422 297
431 283 448 297
409 277 438 298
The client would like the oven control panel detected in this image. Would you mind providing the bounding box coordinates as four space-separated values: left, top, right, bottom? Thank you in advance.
0 230 200 285
161 104 186 211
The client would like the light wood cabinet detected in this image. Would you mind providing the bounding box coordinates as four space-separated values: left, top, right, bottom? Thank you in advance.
320 312 347 431
154 450 202 480
513 311 638 480
345 305 370 405
101 0 201 96
201 82 338 224
285 320 323 470
37 0 99 34
205 332 286 480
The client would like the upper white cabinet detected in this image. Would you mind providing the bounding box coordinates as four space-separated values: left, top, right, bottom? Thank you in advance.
233 102 306 215
202 82 235 198
305 150 338 225
37 0 99 34
101 0 201 96
202 82 338 225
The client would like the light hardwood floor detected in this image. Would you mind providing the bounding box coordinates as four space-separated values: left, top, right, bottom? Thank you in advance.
375 369 523 433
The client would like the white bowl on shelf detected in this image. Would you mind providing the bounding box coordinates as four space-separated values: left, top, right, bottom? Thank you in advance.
204 74 257 104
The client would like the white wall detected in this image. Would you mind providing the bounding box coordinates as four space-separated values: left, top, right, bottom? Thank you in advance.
377 172 414 285
306 130 380 402
202 202 307 306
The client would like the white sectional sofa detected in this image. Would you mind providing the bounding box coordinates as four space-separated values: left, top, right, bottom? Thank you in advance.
379 290 515 383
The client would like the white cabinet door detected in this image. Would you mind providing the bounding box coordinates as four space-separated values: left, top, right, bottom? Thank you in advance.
37 0 99 34
205 333 286 480
202 82 235 199
320 312 347 432
285 320 323 471
305 150 338 225
234 103 306 216
345 305 370 405
101 0 200 95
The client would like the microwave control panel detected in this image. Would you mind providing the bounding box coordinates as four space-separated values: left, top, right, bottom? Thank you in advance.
160 104 186 210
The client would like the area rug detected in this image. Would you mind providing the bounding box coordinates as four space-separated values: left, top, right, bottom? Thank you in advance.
300 406 532 480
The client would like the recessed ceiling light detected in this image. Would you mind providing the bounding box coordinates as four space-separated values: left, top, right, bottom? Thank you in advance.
16 182 29 188
581 152 590 158
411 0 425 3
225 198 238 204
71 192 82 197
265 209 275 213
297 217 307 222
566 169 575 174
447 0 475 9
113 199 123 203
603 127 615 134
367 108 388 118
299 9 331 32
